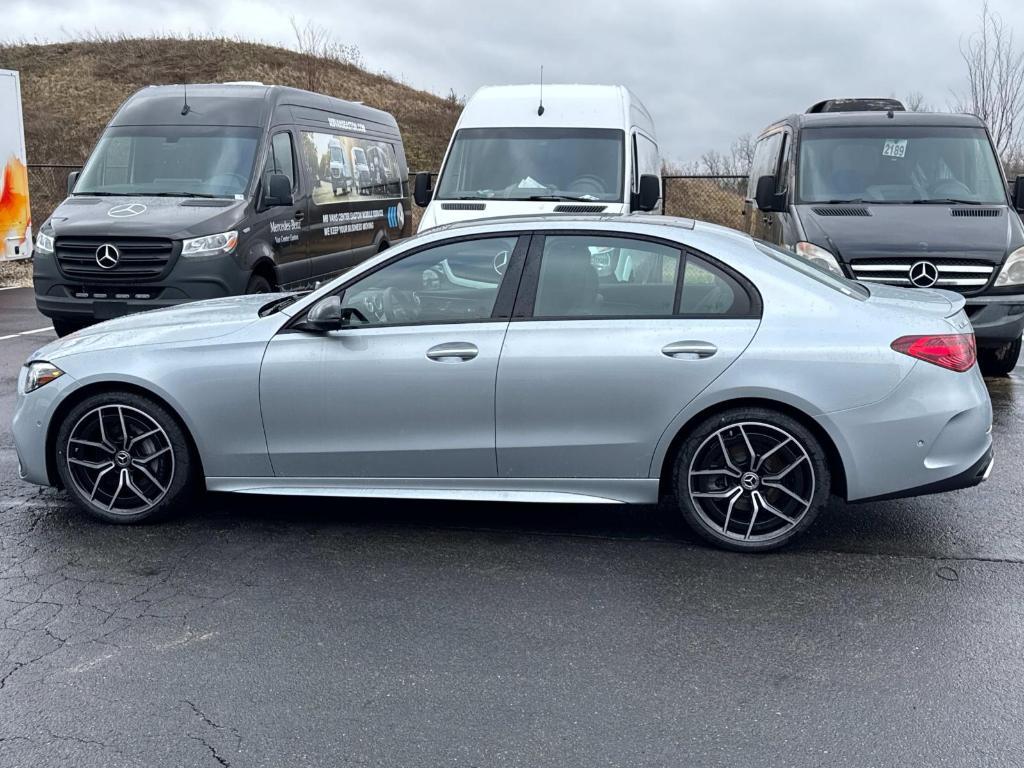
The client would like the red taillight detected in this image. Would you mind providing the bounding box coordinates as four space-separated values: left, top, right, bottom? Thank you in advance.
891 333 977 372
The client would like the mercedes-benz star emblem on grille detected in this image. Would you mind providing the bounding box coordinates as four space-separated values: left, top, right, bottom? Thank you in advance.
95 243 120 269
107 203 147 218
909 260 939 288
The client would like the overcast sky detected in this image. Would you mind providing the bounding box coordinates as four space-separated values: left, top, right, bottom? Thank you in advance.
8 0 1024 164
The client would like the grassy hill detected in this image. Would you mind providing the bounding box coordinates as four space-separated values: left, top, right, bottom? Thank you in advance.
0 37 460 170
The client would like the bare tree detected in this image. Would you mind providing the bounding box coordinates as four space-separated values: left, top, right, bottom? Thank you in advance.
290 18 364 92
951 1 1024 163
903 91 932 112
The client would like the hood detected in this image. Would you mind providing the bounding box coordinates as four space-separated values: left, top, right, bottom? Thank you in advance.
418 199 627 232
45 195 248 240
31 293 287 361
798 203 1020 264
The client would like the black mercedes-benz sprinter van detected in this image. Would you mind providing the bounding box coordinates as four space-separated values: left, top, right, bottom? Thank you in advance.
745 98 1024 375
34 83 411 336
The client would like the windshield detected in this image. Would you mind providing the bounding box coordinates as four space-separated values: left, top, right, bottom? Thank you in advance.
797 125 1007 204
75 125 261 198
435 127 624 202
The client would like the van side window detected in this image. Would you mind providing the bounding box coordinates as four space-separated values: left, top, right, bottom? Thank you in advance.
775 134 791 194
747 133 783 198
636 134 660 179
677 254 753 317
264 132 296 191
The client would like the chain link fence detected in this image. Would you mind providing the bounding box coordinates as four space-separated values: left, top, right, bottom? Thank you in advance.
27 164 80 226
662 175 749 231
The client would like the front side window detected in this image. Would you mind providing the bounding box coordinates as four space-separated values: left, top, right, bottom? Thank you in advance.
435 128 624 202
797 125 1007 204
534 236 681 317
340 237 518 326
747 132 783 198
76 125 261 198
263 132 296 191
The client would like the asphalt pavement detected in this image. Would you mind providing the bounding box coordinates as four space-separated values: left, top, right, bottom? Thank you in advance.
0 286 1022 767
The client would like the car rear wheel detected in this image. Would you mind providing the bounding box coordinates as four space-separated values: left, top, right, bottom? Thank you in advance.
54 391 195 524
673 408 831 552
978 337 1021 377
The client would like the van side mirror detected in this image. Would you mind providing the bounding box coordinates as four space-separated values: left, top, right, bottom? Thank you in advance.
301 295 368 332
754 175 786 213
67 170 80 196
634 174 661 212
1014 175 1024 213
264 174 293 207
414 172 433 207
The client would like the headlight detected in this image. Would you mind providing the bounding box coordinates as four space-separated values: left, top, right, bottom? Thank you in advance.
994 246 1024 287
35 230 55 255
23 361 64 393
181 230 238 259
795 241 843 275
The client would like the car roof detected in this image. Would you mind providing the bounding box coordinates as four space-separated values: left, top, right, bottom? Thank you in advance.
761 110 987 135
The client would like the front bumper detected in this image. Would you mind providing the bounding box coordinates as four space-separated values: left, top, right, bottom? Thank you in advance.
965 293 1024 346
13 367 78 487
33 250 251 322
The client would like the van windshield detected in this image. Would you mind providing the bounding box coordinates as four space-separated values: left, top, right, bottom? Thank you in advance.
75 125 262 198
797 125 1007 204
435 127 624 202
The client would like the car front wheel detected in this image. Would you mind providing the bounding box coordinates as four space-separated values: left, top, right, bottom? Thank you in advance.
54 391 195 523
673 408 831 552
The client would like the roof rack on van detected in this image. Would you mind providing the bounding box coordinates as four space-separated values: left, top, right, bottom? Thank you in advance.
806 98 905 114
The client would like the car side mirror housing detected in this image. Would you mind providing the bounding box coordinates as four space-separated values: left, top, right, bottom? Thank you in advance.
754 174 786 213
302 296 368 332
264 174 293 207
634 173 661 212
1014 175 1024 212
67 170 80 196
413 172 433 207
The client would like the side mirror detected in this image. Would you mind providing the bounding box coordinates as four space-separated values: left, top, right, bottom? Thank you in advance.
413 172 433 207
634 174 661 212
264 174 293 207
302 295 368 332
1014 175 1024 213
754 174 786 213
67 170 80 196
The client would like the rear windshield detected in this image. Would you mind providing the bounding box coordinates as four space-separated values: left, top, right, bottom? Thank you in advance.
755 240 867 299
797 125 1007 205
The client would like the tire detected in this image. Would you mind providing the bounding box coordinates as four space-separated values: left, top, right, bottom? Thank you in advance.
52 317 89 338
672 407 831 553
245 273 273 294
54 391 196 524
978 337 1021 377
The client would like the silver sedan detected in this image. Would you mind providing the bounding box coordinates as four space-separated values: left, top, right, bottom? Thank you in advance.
13 216 993 551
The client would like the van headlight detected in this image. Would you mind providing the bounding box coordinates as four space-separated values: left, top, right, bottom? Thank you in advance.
23 361 64 393
795 242 843 275
994 246 1024 287
182 230 238 259
35 229 55 255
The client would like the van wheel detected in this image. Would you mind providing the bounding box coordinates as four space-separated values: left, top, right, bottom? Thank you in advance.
54 391 195 524
245 273 273 294
979 337 1021 377
52 318 89 337
673 407 831 552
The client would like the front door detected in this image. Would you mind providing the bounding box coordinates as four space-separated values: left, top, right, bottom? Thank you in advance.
496 233 760 479
257 129 310 288
259 234 527 478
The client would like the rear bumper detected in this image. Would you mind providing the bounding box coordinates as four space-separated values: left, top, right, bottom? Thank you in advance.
855 446 993 503
966 293 1024 346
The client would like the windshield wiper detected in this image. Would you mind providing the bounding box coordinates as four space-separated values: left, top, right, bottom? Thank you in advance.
910 198 984 205
146 192 225 199
526 194 598 202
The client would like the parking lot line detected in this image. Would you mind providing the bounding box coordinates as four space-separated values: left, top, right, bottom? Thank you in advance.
0 325 53 341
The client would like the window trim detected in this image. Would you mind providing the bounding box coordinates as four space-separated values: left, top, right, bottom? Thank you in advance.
282 232 532 333
510 230 763 322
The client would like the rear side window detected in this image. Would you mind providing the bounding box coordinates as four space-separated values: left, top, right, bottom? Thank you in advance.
678 255 752 316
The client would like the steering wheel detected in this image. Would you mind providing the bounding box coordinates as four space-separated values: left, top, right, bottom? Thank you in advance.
382 287 421 324
928 178 972 198
567 174 606 197
209 172 248 191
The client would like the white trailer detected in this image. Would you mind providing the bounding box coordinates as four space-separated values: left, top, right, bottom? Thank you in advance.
0 69 32 260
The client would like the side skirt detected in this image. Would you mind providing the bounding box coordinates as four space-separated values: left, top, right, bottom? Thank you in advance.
204 477 661 505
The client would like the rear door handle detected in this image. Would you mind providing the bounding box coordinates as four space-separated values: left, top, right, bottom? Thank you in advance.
426 342 478 362
662 341 718 359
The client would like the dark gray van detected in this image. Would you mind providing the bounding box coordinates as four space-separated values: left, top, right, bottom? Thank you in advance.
34 83 411 336
745 98 1024 375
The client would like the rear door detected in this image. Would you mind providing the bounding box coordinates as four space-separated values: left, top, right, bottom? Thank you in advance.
495 232 760 479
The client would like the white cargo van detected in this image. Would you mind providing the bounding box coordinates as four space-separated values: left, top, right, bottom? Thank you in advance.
414 84 661 230
0 69 32 261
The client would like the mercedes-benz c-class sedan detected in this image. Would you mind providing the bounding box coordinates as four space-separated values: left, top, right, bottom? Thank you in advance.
13 216 993 551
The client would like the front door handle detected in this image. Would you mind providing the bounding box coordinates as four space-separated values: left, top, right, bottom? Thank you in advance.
662 340 718 359
426 342 478 362
294 210 305 222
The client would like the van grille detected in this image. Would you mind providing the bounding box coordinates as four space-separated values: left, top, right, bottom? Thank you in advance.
55 236 176 281
848 258 995 294
950 208 1002 217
